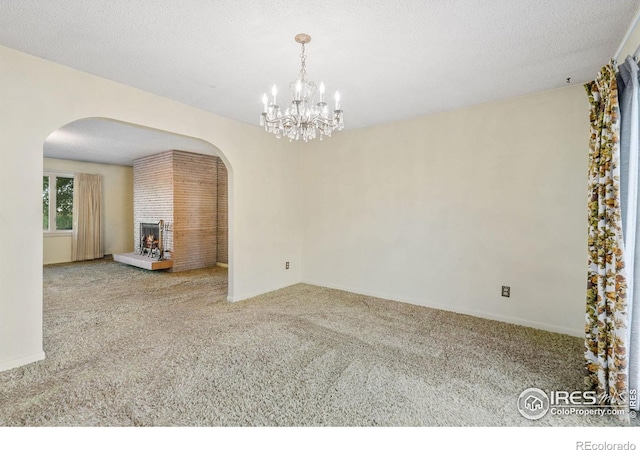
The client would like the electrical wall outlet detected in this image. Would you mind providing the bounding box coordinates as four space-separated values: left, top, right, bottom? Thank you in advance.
286 262 289 269
501 286 510 298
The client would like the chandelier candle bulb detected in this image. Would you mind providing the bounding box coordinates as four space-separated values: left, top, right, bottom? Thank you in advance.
295 80 301 101
335 91 341 110
271 85 277 106
262 93 268 113
319 82 325 102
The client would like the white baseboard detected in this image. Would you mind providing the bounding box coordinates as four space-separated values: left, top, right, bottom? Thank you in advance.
227 281 300 303
302 279 583 338
0 351 46 372
216 262 229 268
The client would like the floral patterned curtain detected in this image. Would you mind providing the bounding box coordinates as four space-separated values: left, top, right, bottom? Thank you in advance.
584 63 629 409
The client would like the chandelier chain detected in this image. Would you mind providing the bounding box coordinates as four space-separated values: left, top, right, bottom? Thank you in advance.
299 43 307 80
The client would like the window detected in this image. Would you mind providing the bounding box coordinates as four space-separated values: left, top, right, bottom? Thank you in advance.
43 173 74 233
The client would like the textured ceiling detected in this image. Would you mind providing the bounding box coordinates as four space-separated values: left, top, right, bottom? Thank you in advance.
1 1 639 163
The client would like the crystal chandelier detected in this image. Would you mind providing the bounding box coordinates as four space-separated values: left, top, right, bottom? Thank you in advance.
260 34 344 142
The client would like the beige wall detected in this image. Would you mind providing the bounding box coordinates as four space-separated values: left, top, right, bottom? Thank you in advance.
43 158 133 264
301 85 590 336
0 45 302 371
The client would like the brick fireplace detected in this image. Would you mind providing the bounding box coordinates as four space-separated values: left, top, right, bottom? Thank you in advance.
115 150 228 272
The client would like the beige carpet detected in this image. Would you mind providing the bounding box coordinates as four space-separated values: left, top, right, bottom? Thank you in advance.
0 258 634 426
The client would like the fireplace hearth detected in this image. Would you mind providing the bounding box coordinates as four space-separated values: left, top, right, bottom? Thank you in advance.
113 219 173 270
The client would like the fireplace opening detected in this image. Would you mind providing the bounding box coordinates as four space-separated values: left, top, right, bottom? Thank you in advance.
138 221 164 259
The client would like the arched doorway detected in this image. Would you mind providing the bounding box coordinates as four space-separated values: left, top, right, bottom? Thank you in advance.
43 117 232 294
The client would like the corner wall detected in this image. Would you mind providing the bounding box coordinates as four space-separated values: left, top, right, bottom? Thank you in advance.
617 11 640 64
301 85 589 336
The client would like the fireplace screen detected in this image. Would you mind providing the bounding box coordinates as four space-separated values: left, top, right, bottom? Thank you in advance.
139 221 163 259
